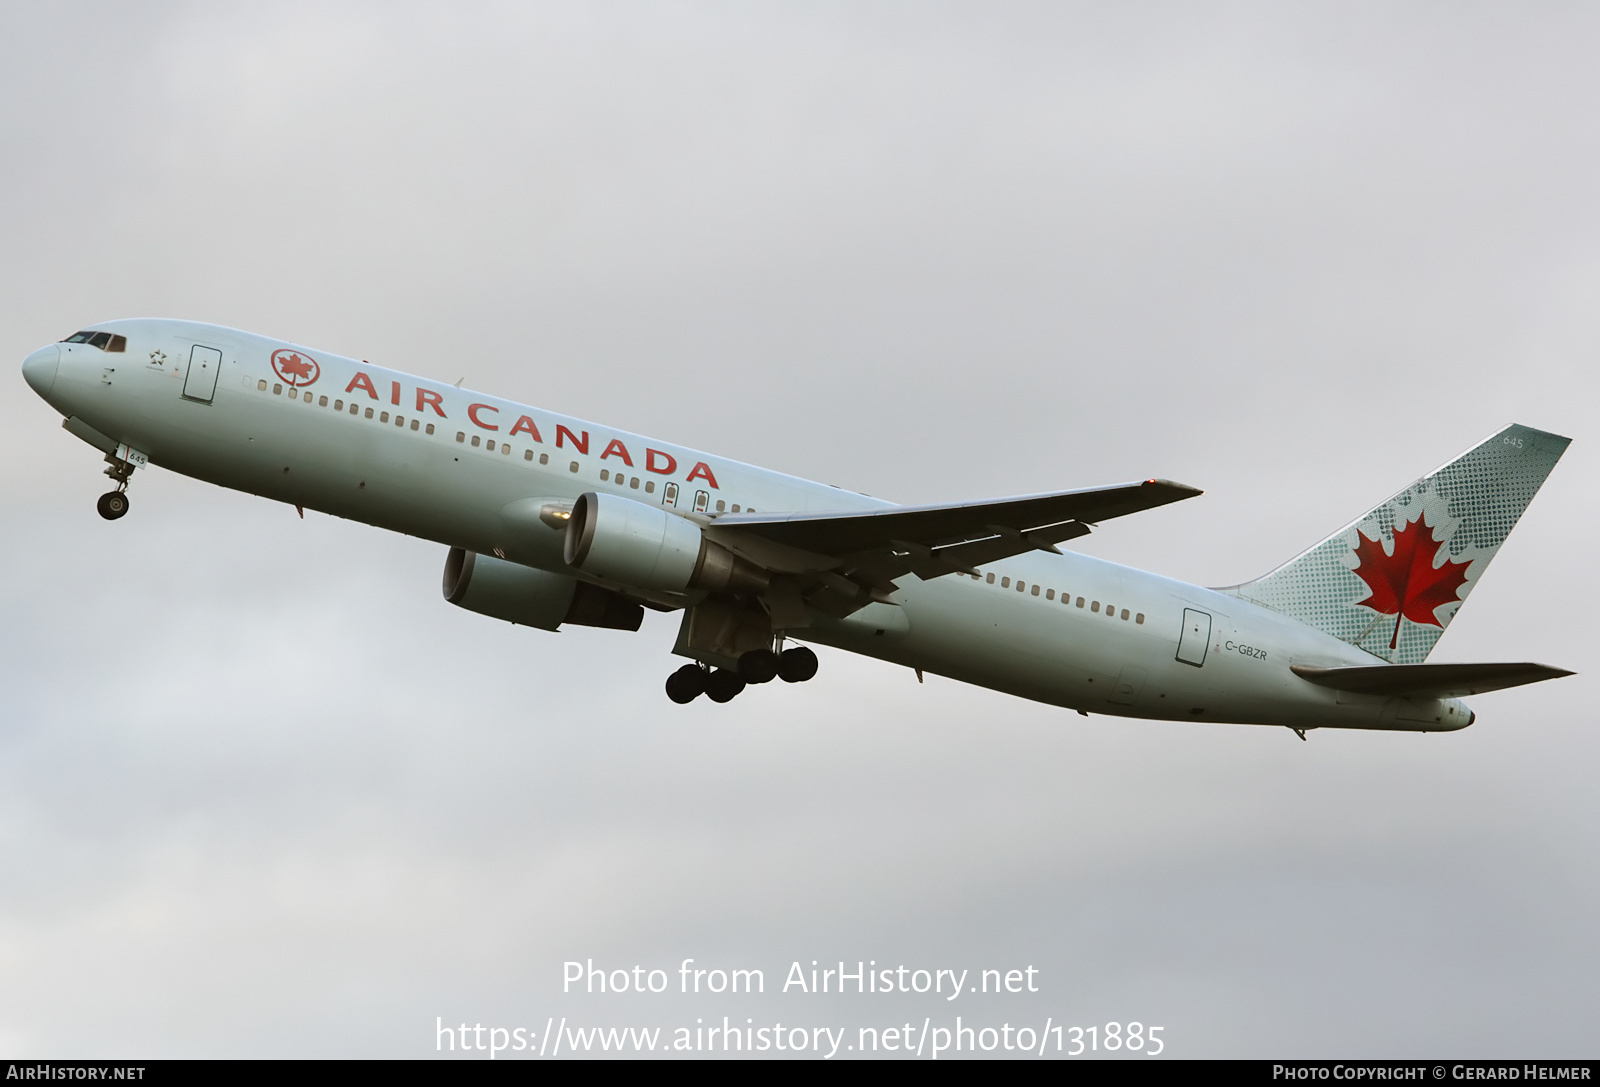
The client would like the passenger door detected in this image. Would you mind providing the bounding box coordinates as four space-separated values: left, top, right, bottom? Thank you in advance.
182 344 223 403
1176 608 1211 667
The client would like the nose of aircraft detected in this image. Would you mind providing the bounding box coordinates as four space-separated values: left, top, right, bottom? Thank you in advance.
22 343 60 398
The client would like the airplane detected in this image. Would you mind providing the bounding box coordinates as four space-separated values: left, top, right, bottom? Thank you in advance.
21 319 1574 737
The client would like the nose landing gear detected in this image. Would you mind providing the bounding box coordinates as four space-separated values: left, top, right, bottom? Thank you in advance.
97 451 137 520
96 490 129 520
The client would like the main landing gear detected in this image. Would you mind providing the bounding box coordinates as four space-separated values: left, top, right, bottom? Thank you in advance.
97 452 135 521
664 646 820 704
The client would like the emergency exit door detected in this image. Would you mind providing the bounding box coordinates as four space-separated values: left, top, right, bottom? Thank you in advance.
1176 608 1211 667
183 345 222 402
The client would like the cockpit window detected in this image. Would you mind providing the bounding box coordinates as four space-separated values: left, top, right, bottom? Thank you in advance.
60 331 126 351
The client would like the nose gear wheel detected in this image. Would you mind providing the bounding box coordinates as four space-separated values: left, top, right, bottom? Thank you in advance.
96 491 129 520
97 452 135 520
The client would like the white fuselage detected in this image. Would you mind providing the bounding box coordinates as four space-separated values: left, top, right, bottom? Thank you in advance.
22 318 1471 732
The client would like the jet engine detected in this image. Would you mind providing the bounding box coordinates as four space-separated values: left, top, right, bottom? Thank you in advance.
563 492 768 595
442 547 642 631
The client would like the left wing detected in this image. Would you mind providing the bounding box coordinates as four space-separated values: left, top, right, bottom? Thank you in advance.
707 479 1202 616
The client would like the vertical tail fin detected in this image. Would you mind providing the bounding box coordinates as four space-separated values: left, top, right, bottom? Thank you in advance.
1224 424 1569 663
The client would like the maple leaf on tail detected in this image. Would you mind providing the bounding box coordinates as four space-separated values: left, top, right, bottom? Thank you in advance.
1351 515 1472 649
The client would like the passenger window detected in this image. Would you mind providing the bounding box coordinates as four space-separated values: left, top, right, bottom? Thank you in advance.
630 477 639 489
1046 589 1055 600
1136 613 1145 625
411 419 419 431
730 503 739 512
539 453 548 465
274 384 283 395
365 408 374 419
319 395 328 407
485 438 494 451
257 379 268 392
715 499 726 513
471 435 481 447
645 480 655 494
1001 577 1011 588
1016 581 1025 592
524 449 534 461
348 403 357 414
334 398 343 409
600 469 610 481
1032 585 1040 596
1121 608 1129 620
426 423 435 436
456 431 465 442
986 573 995 584
395 415 404 426
694 490 709 512
1076 597 1085 608
502 444 510 455
290 389 300 400
569 461 579 473
1091 601 1100 612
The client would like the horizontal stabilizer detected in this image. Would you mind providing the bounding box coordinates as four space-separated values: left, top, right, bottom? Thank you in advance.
1291 661 1574 699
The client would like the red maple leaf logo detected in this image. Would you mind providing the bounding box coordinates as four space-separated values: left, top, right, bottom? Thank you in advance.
271 349 319 387
1351 514 1471 649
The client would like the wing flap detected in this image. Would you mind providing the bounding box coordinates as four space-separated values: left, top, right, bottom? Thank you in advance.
1291 662 1574 699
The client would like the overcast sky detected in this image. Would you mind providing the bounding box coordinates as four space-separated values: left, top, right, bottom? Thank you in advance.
1 1 1596 1058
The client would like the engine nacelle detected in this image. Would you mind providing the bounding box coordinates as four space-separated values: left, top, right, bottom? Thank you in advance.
563 492 769 595
442 547 642 631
